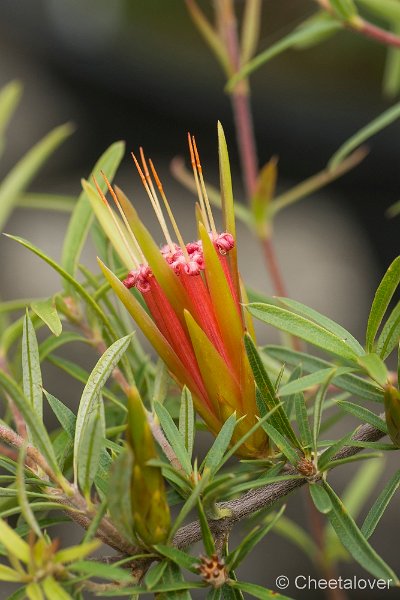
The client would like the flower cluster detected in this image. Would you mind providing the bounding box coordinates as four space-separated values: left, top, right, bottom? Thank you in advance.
86 125 268 458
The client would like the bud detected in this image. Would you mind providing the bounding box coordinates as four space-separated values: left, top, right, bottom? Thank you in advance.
126 387 170 545
198 554 227 588
384 384 400 447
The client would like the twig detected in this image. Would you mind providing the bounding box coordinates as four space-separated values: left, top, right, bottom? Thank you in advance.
316 0 400 49
173 420 386 549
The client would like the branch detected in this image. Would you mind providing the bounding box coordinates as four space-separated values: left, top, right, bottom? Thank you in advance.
173 420 386 549
316 0 400 49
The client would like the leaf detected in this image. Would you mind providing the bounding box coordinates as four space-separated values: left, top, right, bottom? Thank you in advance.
275 296 364 356
107 448 136 545
155 402 192 476
361 470 400 539
42 576 73 600
240 0 262 63
154 544 198 573
0 371 60 477
168 474 209 539
44 390 75 438
31 298 62 337
330 0 358 19
0 564 22 582
383 21 400 98
309 483 332 514
226 17 340 90
197 497 215 555
55 540 100 564
317 432 353 471
0 122 73 229
357 354 388 387
22 311 43 421
16 444 42 537
244 333 300 448
5 235 116 337
0 80 22 157
227 505 285 571
26 584 44 600
323 481 398 581
179 387 195 459
329 104 400 170
313 370 335 454
77 400 104 495
266 345 383 402
229 581 293 600
376 300 400 359
248 303 359 361
337 400 388 433
0 518 30 562
367 256 400 353
68 559 133 581
279 368 338 396
260 421 299 466
73 335 131 483
356 0 400 22
61 141 125 279
295 391 313 452
145 561 168 589
201 413 237 476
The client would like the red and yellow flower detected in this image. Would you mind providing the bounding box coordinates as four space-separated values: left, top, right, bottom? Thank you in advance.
84 123 268 458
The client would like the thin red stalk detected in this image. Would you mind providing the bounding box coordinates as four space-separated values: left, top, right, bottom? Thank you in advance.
316 0 400 49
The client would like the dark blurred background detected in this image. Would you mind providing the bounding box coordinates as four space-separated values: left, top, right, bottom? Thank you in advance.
0 1 399 598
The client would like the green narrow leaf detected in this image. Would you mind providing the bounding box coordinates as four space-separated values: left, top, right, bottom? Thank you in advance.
318 432 353 471
107 448 136 545
266 345 383 403
179 387 195 459
0 518 30 563
261 421 299 466
227 505 285 571
279 368 338 396
202 413 237 476
248 304 359 362
154 403 192 476
197 498 215 556
275 296 364 356
295 391 313 453
330 0 358 19
337 400 388 433
376 301 400 359
313 370 336 454
361 470 400 539
16 444 42 537
22 311 43 420
168 474 209 539
226 18 340 91
244 333 300 448
0 123 73 229
73 335 131 483
366 257 400 353
31 298 62 337
357 353 388 387
42 576 73 600
154 544 198 574
309 483 332 514
145 561 168 590
229 581 293 600
0 80 22 156
323 481 398 582
61 141 125 279
77 400 104 496
330 104 400 171
68 560 133 582
0 371 60 477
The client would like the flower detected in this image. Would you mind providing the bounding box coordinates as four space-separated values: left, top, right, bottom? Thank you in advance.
84 123 268 458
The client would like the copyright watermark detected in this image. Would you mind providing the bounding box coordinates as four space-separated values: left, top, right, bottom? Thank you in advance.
276 575 393 591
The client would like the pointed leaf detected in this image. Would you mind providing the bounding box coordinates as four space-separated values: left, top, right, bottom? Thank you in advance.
179 387 195 459
362 470 400 539
61 141 125 279
201 413 237 476
309 483 332 514
22 311 43 421
248 303 359 361
376 300 400 359
31 298 62 337
154 402 192 476
73 335 131 483
323 482 398 582
357 354 388 387
0 518 30 562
